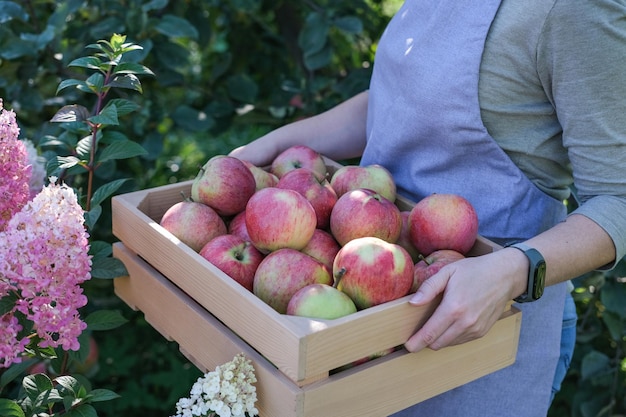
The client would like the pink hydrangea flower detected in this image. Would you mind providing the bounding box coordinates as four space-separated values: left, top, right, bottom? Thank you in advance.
0 98 32 231
0 179 92 366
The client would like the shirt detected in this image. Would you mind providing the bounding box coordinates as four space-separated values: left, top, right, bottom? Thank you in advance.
479 0 626 265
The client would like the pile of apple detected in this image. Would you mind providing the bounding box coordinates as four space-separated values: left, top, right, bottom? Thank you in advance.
159 145 479 321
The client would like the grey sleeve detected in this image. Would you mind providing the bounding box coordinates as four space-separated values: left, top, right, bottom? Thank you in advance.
538 0 626 267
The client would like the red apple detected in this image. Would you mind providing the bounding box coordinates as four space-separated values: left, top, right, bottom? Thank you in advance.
330 164 396 202
396 211 421 262
412 249 465 293
300 229 341 271
191 155 256 216
199 234 264 292
253 248 333 313
245 187 317 253
276 168 338 230
160 200 227 252
408 193 479 255
333 236 414 309
286 283 357 319
242 159 279 190
329 188 402 246
270 145 327 178
228 210 251 242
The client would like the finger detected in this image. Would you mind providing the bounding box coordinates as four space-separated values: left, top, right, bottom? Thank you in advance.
404 304 456 352
409 266 451 305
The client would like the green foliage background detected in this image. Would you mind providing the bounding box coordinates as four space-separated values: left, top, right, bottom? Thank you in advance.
1 1 624 416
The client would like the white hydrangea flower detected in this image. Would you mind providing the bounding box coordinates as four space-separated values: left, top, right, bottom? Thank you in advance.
170 353 259 417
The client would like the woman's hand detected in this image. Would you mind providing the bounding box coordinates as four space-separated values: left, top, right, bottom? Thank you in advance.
404 248 527 352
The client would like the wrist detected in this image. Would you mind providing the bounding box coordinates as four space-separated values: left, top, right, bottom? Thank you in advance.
502 246 532 300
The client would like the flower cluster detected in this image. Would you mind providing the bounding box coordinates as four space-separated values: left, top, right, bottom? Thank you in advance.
172 353 259 417
0 98 31 231
0 178 92 367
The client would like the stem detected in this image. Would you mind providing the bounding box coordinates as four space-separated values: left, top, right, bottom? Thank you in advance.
333 267 346 288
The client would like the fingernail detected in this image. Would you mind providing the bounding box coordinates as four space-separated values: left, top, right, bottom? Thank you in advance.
409 292 424 304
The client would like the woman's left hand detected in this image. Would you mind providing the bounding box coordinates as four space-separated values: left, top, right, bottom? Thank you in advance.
404 248 525 352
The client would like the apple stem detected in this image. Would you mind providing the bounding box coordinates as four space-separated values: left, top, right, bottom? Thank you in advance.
417 253 432 265
333 267 346 288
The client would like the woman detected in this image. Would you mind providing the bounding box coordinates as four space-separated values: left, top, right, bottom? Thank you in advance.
230 0 626 415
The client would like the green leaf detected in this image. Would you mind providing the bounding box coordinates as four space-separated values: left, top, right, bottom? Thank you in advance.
50 105 91 123
23 374 54 400
88 104 119 126
142 0 168 11
90 256 128 280
75 135 92 160
55 375 80 396
0 1 28 24
298 12 330 55
0 359 36 391
600 279 626 319
90 241 112 258
66 404 97 417
85 310 128 331
22 25 56 51
0 399 25 417
86 389 121 403
56 156 83 170
334 16 363 34
67 56 102 71
227 74 258 103
97 140 147 163
85 73 105 93
580 350 610 381
91 178 129 207
0 292 18 315
154 15 199 39
303 44 333 71
106 73 143 93
601 311 625 341
84 205 102 230
113 62 154 76
171 105 215 132
102 99 140 117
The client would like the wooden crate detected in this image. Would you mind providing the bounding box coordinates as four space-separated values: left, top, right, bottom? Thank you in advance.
113 242 521 417
111 158 522 416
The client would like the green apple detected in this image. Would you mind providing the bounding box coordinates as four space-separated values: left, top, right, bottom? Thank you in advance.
286 283 357 319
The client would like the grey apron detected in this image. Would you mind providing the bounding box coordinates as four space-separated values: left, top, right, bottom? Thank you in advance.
360 1 568 415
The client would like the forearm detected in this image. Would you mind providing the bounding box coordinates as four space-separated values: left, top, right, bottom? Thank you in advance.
505 213 616 299
230 91 369 166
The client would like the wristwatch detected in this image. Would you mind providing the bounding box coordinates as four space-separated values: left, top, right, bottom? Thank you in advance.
508 243 546 303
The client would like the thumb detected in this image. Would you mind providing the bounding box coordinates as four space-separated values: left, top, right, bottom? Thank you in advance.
409 269 449 305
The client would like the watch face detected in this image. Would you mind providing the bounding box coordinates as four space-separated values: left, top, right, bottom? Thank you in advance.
533 261 547 300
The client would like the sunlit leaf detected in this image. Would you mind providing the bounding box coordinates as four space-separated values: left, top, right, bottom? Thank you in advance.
0 399 25 417
113 62 154 76
51 105 91 123
106 74 142 93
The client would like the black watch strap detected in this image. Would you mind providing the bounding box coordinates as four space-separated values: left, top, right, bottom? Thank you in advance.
508 243 546 303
